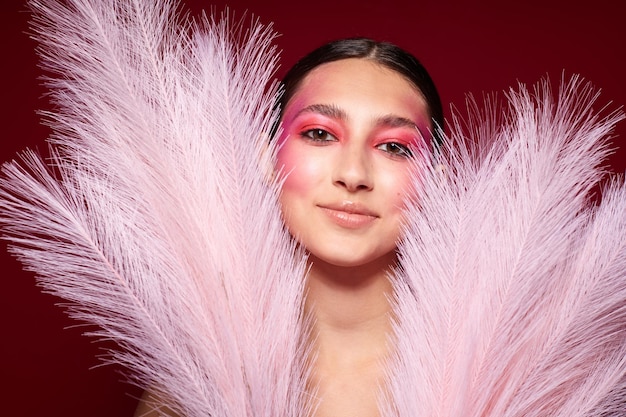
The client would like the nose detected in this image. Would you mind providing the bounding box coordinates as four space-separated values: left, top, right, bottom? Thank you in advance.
332 145 373 192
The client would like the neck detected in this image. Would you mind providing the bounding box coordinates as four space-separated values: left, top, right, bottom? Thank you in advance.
304 253 396 417
304 252 396 362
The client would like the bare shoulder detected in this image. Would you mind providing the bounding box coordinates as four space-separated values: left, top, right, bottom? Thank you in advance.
133 389 180 417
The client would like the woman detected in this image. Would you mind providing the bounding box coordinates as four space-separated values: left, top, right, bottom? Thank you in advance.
274 38 442 417
135 37 444 417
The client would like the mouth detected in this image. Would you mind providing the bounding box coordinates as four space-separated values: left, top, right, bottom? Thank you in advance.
319 201 379 229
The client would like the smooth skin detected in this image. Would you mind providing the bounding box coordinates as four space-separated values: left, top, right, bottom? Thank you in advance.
277 58 429 417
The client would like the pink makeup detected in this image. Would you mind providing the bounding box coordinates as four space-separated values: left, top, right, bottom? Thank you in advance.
319 202 378 229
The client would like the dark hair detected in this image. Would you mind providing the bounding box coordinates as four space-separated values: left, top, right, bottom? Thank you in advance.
278 37 444 144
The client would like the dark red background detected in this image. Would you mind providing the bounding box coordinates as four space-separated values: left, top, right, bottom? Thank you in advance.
1 0 625 415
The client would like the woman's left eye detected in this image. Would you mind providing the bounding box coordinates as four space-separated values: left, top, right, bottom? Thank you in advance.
377 142 413 158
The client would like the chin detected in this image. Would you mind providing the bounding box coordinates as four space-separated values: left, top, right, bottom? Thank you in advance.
309 248 399 270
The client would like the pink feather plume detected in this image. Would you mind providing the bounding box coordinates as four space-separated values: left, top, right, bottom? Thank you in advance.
386 78 626 417
0 1 309 416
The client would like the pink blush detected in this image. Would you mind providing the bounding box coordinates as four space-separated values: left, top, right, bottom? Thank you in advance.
275 136 318 197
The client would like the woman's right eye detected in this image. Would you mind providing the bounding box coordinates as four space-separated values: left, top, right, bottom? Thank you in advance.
301 128 337 143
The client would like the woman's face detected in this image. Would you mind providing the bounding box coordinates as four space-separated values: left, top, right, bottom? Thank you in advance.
276 58 430 268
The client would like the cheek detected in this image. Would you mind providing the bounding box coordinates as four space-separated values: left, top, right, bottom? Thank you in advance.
402 168 423 206
398 148 431 208
380 166 416 213
382 169 415 243
275 137 323 239
275 136 325 197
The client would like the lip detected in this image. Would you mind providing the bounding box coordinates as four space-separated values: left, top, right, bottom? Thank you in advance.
319 201 378 229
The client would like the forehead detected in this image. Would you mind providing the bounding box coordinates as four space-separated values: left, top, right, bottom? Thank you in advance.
285 58 429 123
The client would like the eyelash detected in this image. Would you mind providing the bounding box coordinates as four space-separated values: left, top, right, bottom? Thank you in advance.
300 128 337 143
300 128 414 159
377 142 413 158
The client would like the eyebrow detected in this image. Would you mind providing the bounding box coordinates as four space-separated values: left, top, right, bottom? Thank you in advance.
375 114 419 130
296 103 423 135
296 103 347 120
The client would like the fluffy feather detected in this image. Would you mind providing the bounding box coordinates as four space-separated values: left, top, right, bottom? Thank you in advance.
385 78 626 417
0 1 309 416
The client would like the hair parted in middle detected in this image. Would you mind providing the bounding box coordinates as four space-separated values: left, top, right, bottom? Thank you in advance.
276 37 444 146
